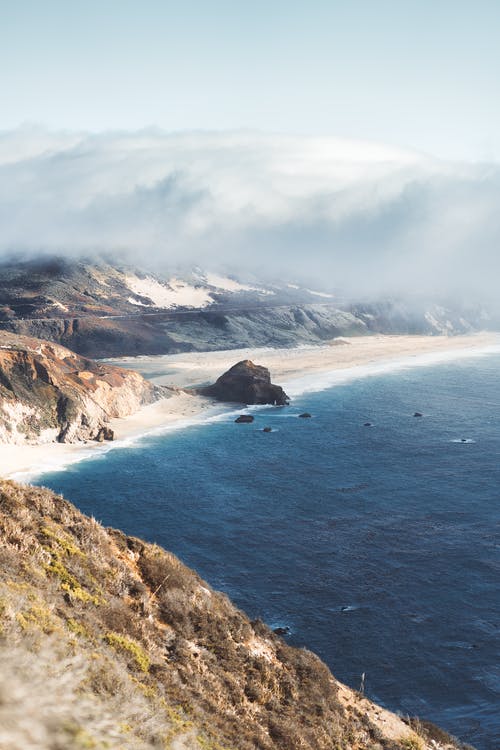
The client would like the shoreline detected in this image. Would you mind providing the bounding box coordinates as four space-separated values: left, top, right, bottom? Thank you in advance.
2 332 498 482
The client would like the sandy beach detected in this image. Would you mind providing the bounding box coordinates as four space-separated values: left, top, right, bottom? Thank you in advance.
116 331 498 389
1 332 498 481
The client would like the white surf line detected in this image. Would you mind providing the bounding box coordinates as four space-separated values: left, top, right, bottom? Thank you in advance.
9 340 500 484
281 343 500 398
8 401 242 485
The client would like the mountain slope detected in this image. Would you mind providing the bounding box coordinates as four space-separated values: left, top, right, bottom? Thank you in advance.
0 257 484 358
0 331 161 444
0 480 472 750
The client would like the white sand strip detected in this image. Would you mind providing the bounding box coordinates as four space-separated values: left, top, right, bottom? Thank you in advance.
0 391 213 482
110 332 499 389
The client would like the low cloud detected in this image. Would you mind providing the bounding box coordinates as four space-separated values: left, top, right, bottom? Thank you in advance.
0 127 499 303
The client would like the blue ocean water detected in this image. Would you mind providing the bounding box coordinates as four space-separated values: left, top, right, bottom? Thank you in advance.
35 354 500 750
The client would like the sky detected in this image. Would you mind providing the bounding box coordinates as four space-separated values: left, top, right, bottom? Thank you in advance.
1 0 500 160
0 2 499 304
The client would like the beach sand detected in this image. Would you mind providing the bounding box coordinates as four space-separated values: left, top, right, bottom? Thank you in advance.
115 332 498 389
1 332 497 481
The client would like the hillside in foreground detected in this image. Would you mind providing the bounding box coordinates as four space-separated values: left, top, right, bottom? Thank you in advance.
0 480 472 750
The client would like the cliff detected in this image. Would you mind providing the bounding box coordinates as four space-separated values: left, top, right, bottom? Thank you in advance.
0 257 487 358
0 479 471 750
0 331 162 444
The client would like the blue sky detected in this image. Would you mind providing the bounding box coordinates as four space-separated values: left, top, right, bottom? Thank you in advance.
1 1 499 160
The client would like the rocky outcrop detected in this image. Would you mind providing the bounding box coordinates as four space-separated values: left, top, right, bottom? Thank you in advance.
199 360 289 406
95 426 115 442
0 331 162 444
0 479 470 750
0 257 488 358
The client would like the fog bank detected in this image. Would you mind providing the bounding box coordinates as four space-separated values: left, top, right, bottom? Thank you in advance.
1 127 499 302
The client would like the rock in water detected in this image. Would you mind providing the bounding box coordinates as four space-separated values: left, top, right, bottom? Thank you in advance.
299 412 311 418
200 360 289 406
273 626 291 636
263 426 272 432
413 412 423 417
235 415 254 423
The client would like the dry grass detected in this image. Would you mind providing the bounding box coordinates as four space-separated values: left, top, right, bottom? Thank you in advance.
0 480 471 750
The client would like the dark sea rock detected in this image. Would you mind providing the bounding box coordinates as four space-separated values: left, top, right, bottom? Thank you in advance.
298 412 311 418
263 426 272 432
273 626 291 636
235 415 254 424
413 412 423 417
95 426 114 442
364 422 373 427
200 360 289 406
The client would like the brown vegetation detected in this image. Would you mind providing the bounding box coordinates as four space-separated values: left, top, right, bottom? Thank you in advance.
0 480 472 750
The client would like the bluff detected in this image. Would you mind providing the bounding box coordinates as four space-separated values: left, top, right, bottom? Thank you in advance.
0 331 162 444
0 479 471 750
0 257 486 358
198 360 289 405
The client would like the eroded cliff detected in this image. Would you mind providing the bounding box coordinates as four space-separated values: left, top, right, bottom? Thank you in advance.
0 331 162 444
0 257 486 358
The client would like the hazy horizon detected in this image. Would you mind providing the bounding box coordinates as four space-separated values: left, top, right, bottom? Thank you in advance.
3 2 500 162
1 3 499 305
0 126 499 307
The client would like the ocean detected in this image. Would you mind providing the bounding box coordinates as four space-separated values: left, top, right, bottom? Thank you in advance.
33 351 500 750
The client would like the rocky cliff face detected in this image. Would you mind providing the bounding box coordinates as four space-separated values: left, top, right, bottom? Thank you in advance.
0 479 471 750
0 331 162 444
199 360 290 405
0 257 489 358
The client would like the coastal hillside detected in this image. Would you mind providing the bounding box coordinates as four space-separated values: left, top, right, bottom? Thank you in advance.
0 257 484 358
0 331 161 444
0 479 471 750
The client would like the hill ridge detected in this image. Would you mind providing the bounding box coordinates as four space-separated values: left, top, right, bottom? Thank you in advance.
0 479 472 750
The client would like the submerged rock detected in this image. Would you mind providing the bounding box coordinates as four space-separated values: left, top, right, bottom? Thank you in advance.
199 360 289 406
298 412 311 418
235 415 254 423
363 422 373 427
263 426 272 432
413 412 423 417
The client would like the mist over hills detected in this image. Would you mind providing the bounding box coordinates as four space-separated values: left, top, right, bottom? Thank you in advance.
0 255 487 358
0 131 492 750
1 128 499 307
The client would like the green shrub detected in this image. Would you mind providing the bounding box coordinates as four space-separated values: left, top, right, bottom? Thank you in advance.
104 632 150 673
